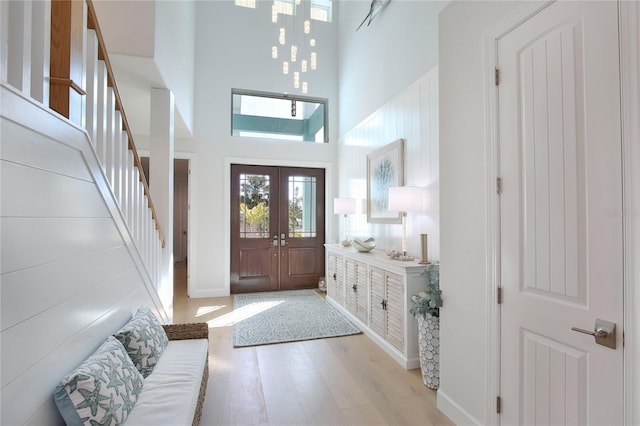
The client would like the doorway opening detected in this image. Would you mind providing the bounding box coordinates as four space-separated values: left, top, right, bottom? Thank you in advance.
140 156 191 295
174 159 189 264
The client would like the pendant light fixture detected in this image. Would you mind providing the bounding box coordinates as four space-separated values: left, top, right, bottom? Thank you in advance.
271 0 317 94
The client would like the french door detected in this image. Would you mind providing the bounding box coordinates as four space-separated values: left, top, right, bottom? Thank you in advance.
230 164 325 293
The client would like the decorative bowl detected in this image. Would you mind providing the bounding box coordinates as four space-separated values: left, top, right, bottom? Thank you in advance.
352 237 376 252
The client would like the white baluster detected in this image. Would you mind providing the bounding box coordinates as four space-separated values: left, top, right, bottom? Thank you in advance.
85 29 98 145
154 237 160 285
142 206 151 271
113 111 123 205
30 0 50 105
133 167 141 244
121 134 129 223
138 181 145 247
127 152 135 228
95 61 107 165
0 1 8 82
7 0 32 95
105 88 116 186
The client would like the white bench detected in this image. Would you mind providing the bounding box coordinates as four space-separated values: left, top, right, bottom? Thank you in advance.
55 322 209 426
129 323 210 426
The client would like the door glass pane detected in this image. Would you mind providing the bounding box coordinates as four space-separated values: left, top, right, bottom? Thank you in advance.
288 176 317 238
239 173 270 238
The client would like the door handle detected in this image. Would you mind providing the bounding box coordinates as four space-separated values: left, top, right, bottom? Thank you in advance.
571 319 616 349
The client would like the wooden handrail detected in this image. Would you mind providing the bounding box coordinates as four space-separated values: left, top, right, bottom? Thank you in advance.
50 0 85 123
83 0 165 248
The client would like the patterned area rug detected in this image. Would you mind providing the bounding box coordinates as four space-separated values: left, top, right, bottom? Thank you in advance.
233 289 362 347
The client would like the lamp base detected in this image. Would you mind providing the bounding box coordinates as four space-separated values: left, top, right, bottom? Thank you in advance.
341 239 352 247
396 255 415 262
388 248 415 261
418 260 431 265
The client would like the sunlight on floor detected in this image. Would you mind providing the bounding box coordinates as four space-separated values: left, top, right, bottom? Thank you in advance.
195 305 226 317
206 300 284 328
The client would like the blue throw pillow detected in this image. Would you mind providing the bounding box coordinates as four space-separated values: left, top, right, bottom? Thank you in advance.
113 307 169 378
54 336 144 426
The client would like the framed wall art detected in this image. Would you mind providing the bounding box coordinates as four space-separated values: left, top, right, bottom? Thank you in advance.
366 138 404 224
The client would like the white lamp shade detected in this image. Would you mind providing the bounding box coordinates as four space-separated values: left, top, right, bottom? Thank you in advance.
334 198 357 215
388 186 427 213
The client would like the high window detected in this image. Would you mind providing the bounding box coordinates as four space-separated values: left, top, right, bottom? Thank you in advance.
232 89 328 143
234 0 256 9
234 0 332 22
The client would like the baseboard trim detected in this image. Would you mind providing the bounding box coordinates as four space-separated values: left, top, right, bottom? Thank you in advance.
437 390 482 426
189 289 229 298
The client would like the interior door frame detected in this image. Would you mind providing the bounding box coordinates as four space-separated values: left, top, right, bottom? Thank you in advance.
224 157 333 296
619 2 640 424
483 1 637 424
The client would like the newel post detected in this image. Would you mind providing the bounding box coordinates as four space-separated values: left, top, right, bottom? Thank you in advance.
49 0 86 126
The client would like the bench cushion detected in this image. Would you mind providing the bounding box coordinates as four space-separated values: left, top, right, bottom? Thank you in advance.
124 338 208 425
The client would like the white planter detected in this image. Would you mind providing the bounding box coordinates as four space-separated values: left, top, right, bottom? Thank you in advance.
417 313 440 389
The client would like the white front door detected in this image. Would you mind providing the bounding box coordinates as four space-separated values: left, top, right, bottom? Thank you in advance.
498 2 624 425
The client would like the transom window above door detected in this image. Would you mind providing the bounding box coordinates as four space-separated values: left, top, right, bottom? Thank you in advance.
231 89 328 143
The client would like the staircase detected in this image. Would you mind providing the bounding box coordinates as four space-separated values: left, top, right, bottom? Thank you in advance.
1 1 171 424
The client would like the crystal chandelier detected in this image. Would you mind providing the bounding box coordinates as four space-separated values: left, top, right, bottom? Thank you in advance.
271 0 317 94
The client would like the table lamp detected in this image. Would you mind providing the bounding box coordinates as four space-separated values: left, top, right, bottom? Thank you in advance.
388 186 426 260
334 198 356 247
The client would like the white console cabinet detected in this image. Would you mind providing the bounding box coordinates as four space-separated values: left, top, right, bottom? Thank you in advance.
325 244 426 369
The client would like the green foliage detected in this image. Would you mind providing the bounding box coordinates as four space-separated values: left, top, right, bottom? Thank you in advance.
241 175 270 208
241 202 269 233
288 195 302 234
410 264 442 318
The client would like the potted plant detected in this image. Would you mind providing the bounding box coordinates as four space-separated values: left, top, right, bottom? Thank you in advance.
410 263 442 389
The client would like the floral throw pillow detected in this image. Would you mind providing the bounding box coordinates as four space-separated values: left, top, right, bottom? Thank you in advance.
113 307 169 378
54 336 144 426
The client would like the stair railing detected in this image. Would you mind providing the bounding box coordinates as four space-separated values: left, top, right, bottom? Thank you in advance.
2 0 165 286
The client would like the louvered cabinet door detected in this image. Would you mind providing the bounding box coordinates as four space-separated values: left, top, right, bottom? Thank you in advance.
327 252 344 305
335 255 344 305
385 271 405 352
354 261 368 323
345 258 358 315
369 266 386 337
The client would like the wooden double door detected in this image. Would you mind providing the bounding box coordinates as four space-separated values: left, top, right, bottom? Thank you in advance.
230 164 325 293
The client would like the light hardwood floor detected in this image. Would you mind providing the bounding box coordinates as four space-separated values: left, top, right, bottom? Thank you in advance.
173 261 453 426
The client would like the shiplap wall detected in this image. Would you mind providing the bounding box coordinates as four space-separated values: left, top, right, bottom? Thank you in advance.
337 67 439 261
0 84 168 425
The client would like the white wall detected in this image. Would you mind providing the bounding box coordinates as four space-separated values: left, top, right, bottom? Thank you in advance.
0 84 167 425
437 2 524 424
150 0 339 297
91 0 155 57
337 68 439 261
93 0 196 137
337 0 447 137
154 0 195 134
